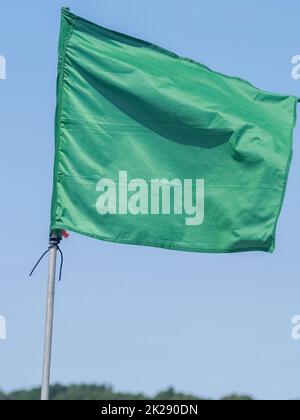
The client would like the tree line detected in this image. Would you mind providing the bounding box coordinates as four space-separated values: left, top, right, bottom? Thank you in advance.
0 384 253 400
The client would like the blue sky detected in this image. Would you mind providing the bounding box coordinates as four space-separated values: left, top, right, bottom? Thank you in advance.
0 0 299 400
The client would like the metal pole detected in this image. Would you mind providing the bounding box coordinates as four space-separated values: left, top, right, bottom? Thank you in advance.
41 232 58 401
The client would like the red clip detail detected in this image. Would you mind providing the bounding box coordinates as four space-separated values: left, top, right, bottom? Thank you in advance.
62 230 70 239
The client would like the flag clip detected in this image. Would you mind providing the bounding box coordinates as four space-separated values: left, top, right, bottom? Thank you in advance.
29 234 64 282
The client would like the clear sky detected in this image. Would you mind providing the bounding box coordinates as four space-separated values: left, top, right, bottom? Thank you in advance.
0 0 299 400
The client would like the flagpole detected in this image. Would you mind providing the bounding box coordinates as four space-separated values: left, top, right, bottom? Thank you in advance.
41 231 58 401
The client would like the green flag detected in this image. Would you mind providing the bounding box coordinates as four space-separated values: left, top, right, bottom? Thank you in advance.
51 8 298 253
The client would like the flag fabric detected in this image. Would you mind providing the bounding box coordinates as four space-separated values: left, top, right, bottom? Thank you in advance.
51 8 299 253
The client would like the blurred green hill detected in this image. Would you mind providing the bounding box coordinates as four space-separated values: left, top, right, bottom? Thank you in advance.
0 384 253 400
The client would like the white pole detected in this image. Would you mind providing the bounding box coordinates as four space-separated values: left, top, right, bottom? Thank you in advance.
41 232 58 401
